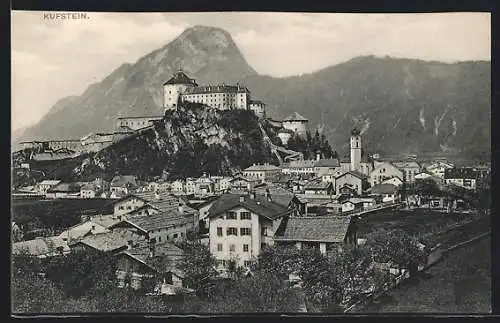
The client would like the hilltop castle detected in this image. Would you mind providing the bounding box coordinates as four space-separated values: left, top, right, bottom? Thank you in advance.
162 69 266 118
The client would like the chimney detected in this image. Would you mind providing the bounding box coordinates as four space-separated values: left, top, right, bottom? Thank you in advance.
316 151 321 161
240 195 245 202
249 191 256 200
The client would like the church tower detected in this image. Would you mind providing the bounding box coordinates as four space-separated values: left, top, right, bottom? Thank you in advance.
350 128 362 171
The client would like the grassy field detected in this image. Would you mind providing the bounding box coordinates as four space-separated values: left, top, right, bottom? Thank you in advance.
353 235 491 313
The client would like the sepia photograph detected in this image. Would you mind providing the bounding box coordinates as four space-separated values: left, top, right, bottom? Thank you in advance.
11 11 491 315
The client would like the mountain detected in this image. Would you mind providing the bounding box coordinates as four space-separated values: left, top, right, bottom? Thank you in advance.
14 25 257 143
241 56 491 160
13 26 491 160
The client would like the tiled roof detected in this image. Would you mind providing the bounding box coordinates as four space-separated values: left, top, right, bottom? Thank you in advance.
343 198 375 205
253 185 296 207
286 160 316 168
304 181 332 190
120 241 184 274
368 183 398 194
184 84 250 95
74 230 144 252
392 161 421 169
336 170 369 180
123 213 193 233
274 216 352 243
444 168 479 180
314 158 341 168
47 182 81 193
283 112 308 122
163 70 198 86
207 193 291 220
244 164 281 172
132 191 197 214
12 236 69 256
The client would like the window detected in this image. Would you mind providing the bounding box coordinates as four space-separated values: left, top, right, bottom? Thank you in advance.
217 227 223 237
217 244 223 252
119 206 124 210
244 260 252 267
243 244 249 252
127 206 131 210
227 227 238 236
240 228 251 236
181 232 184 237
226 211 237 220
173 233 178 239
240 212 251 220
229 244 236 252
158 237 162 242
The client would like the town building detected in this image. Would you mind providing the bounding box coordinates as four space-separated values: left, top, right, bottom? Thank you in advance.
425 161 454 178
108 211 194 245
369 162 404 186
367 183 400 203
206 192 292 273
335 171 369 196
281 160 317 176
45 182 81 199
381 176 403 187
229 175 258 191
273 216 357 255
248 100 266 118
281 112 309 138
444 168 479 190
12 236 71 258
80 183 102 199
243 163 282 181
116 116 164 132
392 161 422 183
110 175 139 196
80 133 114 152
115 241 185 291
341 198 376 213
36 180 61 194
304 181 334 195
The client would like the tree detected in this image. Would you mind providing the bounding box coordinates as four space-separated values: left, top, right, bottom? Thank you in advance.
329 245 374 305
43 250 118 298
177 241 217 297
365 229 426 272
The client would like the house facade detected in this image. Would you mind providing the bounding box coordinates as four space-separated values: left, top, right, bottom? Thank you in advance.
369 162 404 186
444 168 478 190
207 193 291 273
243 163 281 181
335 171 368 196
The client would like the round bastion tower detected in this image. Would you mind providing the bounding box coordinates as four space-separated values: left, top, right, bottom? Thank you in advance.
350 128 362 172
163 68 198 112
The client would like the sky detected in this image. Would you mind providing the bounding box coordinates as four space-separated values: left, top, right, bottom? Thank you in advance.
11 11 491 132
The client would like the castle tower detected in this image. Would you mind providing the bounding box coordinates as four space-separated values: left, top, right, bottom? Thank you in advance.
282 112 308 138
163 68 198 112
350 128 361 172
